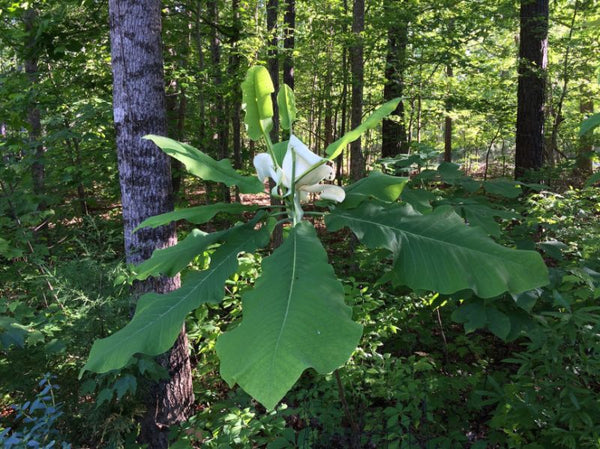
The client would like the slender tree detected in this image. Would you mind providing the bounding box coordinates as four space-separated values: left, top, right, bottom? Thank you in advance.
350 0 366 180
443 64 453 162
23 7 45 208
515 0 549 180
381 0 409 158
108 1 193 447
283 0 295 90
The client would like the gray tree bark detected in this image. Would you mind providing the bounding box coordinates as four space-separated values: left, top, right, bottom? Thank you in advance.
444 65 453 163
349 0 365 181
108 1 194 447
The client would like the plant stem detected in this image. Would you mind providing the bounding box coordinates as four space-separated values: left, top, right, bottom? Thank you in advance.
334 369 360 449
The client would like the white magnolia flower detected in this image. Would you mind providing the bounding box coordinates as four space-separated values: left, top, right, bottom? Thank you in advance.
253 135 345 204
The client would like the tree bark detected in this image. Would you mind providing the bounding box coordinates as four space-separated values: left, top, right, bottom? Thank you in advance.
350 0 365 181
576 94 594 175
267 0 280 141
382 3 408 158
515 0 549 181
283 0 295 90
24 8 45 209
444 65 453 163
108 2 194 447
229 0 243 170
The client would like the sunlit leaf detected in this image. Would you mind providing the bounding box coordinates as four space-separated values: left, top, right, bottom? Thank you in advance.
135 203 258 231
82 224 270 374
145 135 264 193
341 171 408 208
216 222 362 409
242 66 274 140
326 98 401 160
326 201 548 298
579 113 600 136
277 84 297 130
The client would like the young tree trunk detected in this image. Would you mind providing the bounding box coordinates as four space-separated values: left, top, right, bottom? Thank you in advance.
24 8 45 209
349 0 365 181
283 0 295 90
381 5 408 158
576 94 594 175
229 0 243 170
515 0 549 180
267 0 279 141
444 65 453 163
108 2 193 447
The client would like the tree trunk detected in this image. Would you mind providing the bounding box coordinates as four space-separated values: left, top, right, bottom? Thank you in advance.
576 94 594 175
267 0 279 141
229 0 243 170
283 0 295 90
24 8 45 209
108 2 194 447
515 0 549 181
382 4 408 158
444 65 453 163
349 0 365 181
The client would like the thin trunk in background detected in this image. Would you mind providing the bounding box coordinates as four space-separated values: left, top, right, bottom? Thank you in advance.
515 0 549 180
24 8 45 209
267 0 279 141
207 0 230 202
382 0 409 158
576 92 594 175
229 0 243 170
444 65 453 163
349 0 365 181
283 0 295 90
108 2 193 447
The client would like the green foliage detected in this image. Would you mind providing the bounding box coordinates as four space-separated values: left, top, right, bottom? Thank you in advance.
277 84 297 130
327 201 548 297
579 112 600 136
145 135 264 193
325 98 401 160
241 65 275 140
83 222 270 374
341 171 408 208
217 222 363 409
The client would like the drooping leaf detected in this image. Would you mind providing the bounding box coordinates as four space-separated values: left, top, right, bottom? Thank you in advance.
135 203 258 231
132 228 227 280
0 317 28 349
325 98 401 160
277 84 297 130
451 301 511 340
400 188 435 213
437 197 516 238
483 179 521 198
242 66 275 140
341 171 408 208
145 135 264 193
579 113 600 136
584 171 600 187
216 222 363 410
326 201 549 298
82 224 270 375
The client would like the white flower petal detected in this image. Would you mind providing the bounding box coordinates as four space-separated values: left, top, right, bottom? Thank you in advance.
253 153 276 183
319 184 346 203
296 164 333 187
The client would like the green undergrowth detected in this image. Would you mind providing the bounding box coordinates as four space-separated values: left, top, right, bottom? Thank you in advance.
1 182 598 448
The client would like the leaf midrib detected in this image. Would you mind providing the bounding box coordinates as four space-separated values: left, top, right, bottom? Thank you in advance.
335 209 526 267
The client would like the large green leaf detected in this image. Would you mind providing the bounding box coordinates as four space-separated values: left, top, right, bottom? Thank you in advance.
145 135 264 193
83 224 270 374
579 113 600 136
216 222 363 410
326 201 548 298
325 98 401 160
341 171 408 208
132 228 227 280
134 203 258 231
277 84 297 130
242 66 275 140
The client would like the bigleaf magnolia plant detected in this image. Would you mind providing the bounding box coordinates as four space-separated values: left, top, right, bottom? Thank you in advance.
83 66 549 409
